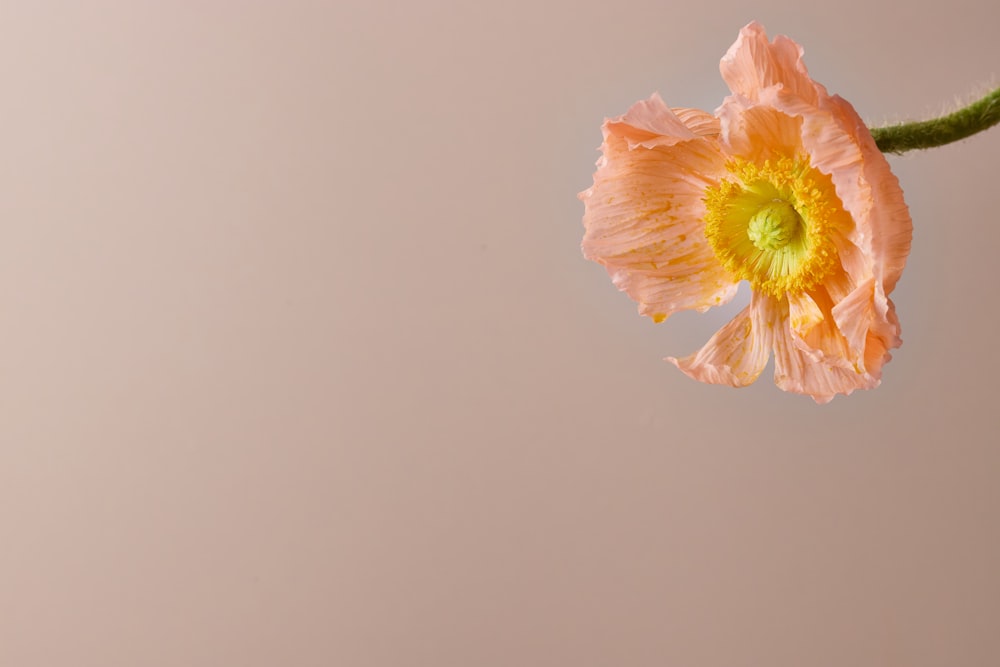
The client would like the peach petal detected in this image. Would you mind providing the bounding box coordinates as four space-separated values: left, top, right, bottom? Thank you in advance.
822 95 912 293
789 295 855 373
830 278 876 360
827 233 868 301
771 297 879 403
718 99 806 164
719 22 819 105
671 107 721 138
765 89 862 176
830 278 902 375
862 318 897 377
608 93 700 150
667 291 773 387
581 98 738 321
787 291 823 340
792 92 911 359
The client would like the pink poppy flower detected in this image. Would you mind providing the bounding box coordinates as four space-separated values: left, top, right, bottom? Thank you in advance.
580 22 912 403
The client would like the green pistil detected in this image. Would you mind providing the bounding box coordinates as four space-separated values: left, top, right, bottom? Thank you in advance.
870 87 1000 154
747 200 801 251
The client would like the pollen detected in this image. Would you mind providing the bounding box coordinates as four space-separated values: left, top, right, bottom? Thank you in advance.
702 157 845 298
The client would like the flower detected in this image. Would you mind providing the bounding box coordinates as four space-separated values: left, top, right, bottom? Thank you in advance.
579 22 912 403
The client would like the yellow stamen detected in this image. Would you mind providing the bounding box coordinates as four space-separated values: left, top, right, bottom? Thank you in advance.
703 157 845 297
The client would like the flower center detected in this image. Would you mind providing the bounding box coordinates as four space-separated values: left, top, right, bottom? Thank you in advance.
702 157 846 297
747 200 801 251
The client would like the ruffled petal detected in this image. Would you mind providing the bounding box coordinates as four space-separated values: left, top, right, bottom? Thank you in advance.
826 232 867 301
718 99 806 163
671 107 721 138
830 278 878 359
719 22 820 105
790 288 858 372
770 296 879 403
581 95 738 322
822 95 912 293
609 93 701 149
861 299 899 378
667 290 773 387
780 279 902 400
787 291 823 341
830 277 902 377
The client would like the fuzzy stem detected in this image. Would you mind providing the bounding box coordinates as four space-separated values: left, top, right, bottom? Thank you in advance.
869 87 1000 154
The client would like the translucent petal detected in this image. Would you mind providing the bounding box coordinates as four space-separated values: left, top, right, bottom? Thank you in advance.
667 290 774 387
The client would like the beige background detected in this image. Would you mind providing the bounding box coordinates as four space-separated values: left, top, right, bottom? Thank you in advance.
1 1 998 665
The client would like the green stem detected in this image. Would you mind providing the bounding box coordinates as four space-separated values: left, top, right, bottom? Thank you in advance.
869 87 1000 154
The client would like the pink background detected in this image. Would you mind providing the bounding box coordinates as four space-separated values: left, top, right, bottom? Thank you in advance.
1 1 999 665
